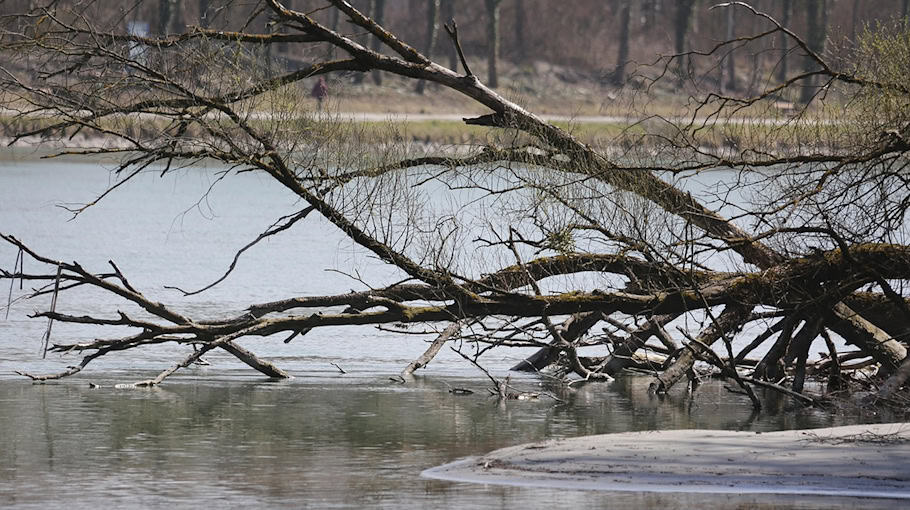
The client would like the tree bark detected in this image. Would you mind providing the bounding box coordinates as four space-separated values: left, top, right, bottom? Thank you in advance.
415 0 440 95
441 0 457 71
800 0 827 104
327 4 340 60
221 341 290 378
510 312 603 372
402 321 460 376
777 0 791 85
371 0 386 85
513 0 527 65
850 0 861 43
724 5 736 92
753 315 799 381
601 314 678 375
674 0 696 85
651 304 753 393
786 316 824 393
827 302 907 375
158 0 177 36
878 355 910 399
198 0 210 28
610 0 631 86
485 0 502 88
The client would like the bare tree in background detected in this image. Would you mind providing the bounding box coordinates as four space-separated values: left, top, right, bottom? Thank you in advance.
441 0 457 71
415 0 440 95
800 0 827 104
674 0 697 85
776 0 791 86
484 0 502 88
513 0 527 65
723 4 736 92
157 0 178 35
370 0 385 85
198 0 211 28
609 0 631 86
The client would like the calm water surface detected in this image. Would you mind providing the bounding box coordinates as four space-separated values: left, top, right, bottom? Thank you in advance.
0 159 903 509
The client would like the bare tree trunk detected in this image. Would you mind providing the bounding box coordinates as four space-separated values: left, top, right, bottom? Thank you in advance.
753 316 799 381
786 316 824 393
5 0 910 394
777 0 791 85
441 0 458 71
327 4 340 60
352 0 375 85
643 0 657 27
415 0 441 95
878 355 910 400
674 0 696 86
800 0 827 104
610 0 631 86
371 0 386 85
513 0 527 65
485 0 502 88
828 302 907 375
158 0 177 36
198 0 210 27
221 341 290 378
850 0 861 43
724 5 736 92
263 10 273 78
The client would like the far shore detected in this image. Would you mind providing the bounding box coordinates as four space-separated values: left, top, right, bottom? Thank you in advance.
423 423 910 504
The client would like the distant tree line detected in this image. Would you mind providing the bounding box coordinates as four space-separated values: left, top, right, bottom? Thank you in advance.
3 0 907 96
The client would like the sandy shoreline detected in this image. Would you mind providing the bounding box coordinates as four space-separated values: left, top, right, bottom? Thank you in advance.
423 423 910 500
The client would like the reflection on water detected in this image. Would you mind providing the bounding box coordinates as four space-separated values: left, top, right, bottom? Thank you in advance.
0 373 901 509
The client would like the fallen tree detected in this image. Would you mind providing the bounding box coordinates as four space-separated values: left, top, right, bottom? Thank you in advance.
1 1 909 408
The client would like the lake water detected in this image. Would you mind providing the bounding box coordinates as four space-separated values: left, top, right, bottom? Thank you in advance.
0 159 903 509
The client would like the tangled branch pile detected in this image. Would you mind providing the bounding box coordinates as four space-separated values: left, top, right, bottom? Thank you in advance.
1 2 909 409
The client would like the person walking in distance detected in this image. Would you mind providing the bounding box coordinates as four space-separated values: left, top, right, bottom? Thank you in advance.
311 76 328 111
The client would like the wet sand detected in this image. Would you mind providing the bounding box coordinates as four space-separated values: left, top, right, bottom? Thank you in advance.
423 423 910 502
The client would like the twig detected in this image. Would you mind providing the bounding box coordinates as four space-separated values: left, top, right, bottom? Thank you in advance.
451 345 504 394
4 247 23 320
742 376 818 406
681 329 762 410
41 264 62 359
443 20 473 77
165 207 314 296
331 362 346 374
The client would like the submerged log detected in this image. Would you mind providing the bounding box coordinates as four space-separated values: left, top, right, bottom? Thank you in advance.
828 302 907 376
878 356 910 400
510 312 602 372
402 321 462 376
650 305 753 394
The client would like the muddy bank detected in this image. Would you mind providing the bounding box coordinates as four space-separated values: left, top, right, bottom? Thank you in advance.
423 423 910 502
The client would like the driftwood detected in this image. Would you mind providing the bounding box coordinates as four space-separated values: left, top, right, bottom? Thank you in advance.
401 321 462 377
